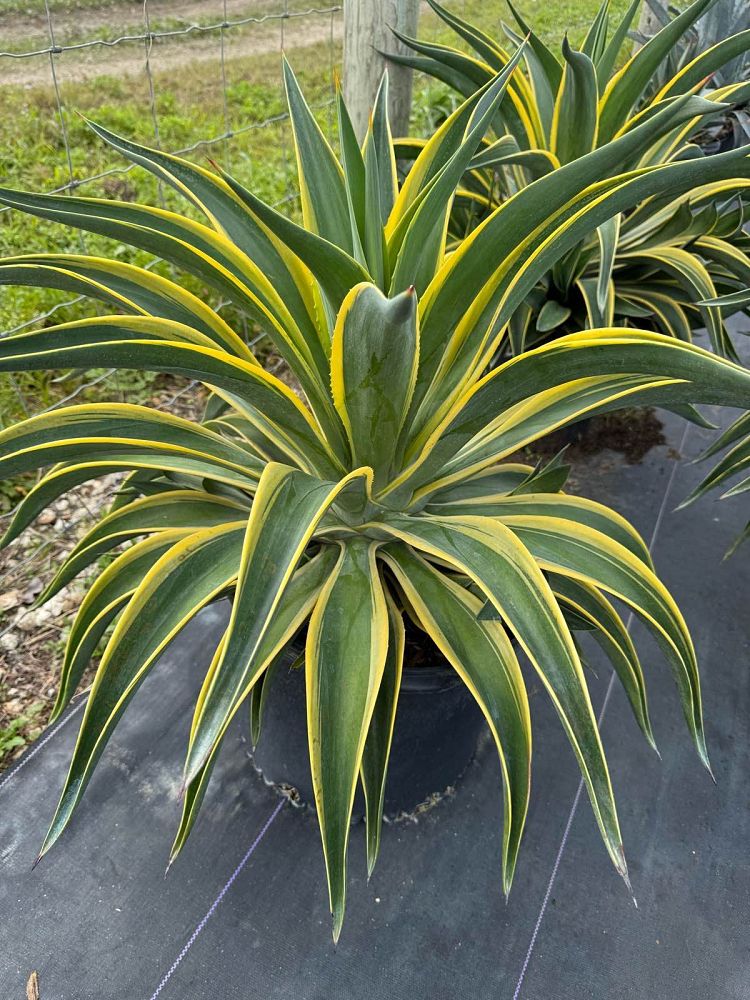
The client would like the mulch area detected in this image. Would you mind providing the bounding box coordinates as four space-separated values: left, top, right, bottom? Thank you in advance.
528 407 667 465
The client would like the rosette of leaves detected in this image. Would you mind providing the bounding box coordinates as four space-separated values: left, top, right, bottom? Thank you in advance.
2 61 750 938
390 0 750 356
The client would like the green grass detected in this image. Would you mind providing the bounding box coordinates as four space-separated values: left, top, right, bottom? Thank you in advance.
0 0 631 436
0 0 122 15
0 699 44 763
424 0 634 45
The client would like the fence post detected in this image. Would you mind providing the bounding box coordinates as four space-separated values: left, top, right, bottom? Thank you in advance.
343 0 420 141
635 2 662 49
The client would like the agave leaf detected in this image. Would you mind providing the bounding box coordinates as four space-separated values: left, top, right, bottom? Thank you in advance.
83 119 327 353
506 0 563 91
0 403 263 516
372 512 627 883
721 474 750 500
0 187 326 393
0 321 342 475
359 590 404 878
551 39 599 164
699 288 750 309
455 374 675 481
331 284 418 487
166 632 228 868
283 57 354 255
619 288 693 341
388 29 494 92
336 84 367 254
549 573 656 750
578 276 615 329
502 517 707 765
202 413 288 465
306 537 388 941
38 490 248 605
404 374 675 501
423 464 533 509
391 31 539 151
367 74 398 224
384 48 482 103
725 520 750 556
184 464 372 785
479 146 559 178
581 0 610 64
622 246 733 357
681 428 750 507
215 167 370 318
466 134 516 169
501 22 556 140
396 330 750 502
698 410 750 460
696 235 750 290
383 543 531 893
656 28 750 101
510 451 571 495
362 127 388 289
536 299 572 332
426 0 508 72
596 0 641 86
248 646 290 750
40 522 246 858
0 255 248 355
172 548 338 863
51 531 187 721
388 92 485 234
388 54 525 295
598 0 719 142
596 214 621 316
426 491 652 566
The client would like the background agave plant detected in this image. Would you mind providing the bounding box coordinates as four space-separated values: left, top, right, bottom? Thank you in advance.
679 284 750 555
635 0 750 104
391 0 750 356
3 60 750 939
682 409 750 552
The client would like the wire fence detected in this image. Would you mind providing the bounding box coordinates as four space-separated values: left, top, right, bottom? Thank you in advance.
0 1 342 577
0 0 343 409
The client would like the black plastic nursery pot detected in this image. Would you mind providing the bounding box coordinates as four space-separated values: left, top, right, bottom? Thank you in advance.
252 637 485 819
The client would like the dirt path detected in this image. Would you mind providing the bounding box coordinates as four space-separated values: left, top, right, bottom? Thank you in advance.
0 1 343 88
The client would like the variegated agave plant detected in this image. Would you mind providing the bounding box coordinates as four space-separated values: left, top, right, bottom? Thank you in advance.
3 61 750 939
392 0 750 356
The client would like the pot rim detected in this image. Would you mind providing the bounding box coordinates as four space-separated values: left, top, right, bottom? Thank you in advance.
400 658 462 693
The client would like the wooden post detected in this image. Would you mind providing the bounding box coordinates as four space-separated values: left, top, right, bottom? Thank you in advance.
343 0 420 142
635 1 662 50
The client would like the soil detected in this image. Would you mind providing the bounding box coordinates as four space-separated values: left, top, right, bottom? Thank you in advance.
402 613 443 669
529 407 667 465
